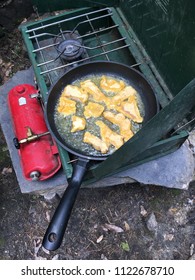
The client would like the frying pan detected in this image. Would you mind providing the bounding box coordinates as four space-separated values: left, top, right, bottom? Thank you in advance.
42 61 159 251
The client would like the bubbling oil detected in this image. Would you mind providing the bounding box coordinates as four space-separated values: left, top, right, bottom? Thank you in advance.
54 74 145 156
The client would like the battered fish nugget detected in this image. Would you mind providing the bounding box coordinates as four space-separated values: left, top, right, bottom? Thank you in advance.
103 111 134 142
83 131 108 154
100 75 125 92
80 79 109 105
84 102 104 119
112 85 137 106
117 95 143 123
62 85 88 103
71 116 86 133
57 96 76 116
96 120 124 149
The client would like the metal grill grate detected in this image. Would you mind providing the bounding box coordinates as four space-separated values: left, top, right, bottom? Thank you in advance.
24 8 138 87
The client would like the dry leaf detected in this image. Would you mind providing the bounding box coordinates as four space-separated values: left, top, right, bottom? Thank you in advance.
140 205 147 217
42 246 50 255
52 254 59 260
2 167 12 175
104 223 124 233
46 211 50 222
168 207 178 215
190 244 194 256
124 221 130 231
101 225 109 232
163 233 174 241
101 254 108 260
40 201 48 208
96 235 104 243
33 239 41 256
35 256 47 260
21 18 27 24
5 69 11 77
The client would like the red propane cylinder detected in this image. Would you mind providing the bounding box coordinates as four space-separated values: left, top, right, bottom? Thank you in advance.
8 84 61 181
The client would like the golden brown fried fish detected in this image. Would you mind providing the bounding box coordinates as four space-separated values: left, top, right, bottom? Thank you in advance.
103 111 134 142
112 85 137 106
62 84 88 103
84 102 105 119
117 95 143 123
80 79 109 104
95 120 124 149
100 75 125 93
71 116 86 133
83 131 108 154
57 97 76 116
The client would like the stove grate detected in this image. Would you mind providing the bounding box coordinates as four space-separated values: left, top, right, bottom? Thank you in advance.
24 8 138 87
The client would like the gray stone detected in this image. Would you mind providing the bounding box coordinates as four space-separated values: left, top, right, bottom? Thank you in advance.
146 212 158 233
0 68 67 195
112 141 194 190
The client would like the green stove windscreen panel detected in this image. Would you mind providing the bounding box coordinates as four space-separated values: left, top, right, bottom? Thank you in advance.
120 0 195 96
32 0 119 12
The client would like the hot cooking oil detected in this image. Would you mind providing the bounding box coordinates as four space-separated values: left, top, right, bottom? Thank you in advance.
54 74 145 156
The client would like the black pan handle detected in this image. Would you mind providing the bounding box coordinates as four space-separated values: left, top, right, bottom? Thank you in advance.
42 158 89 251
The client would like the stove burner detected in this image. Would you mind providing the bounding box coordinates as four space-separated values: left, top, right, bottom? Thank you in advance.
57 39 84 61
55 31 85 62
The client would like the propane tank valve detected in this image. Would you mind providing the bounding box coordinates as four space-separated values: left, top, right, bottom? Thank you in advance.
13 127 50 149
30 92 40 99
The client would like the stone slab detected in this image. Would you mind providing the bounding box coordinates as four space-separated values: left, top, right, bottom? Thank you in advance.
0 68 194 194
0 68 68 195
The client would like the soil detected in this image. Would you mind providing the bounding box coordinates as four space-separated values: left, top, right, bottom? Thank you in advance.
0 6 195 260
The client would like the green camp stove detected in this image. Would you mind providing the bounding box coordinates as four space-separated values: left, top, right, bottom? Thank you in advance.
20 1 195 183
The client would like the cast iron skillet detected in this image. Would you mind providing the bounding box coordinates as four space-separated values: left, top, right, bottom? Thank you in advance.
42 61 159 251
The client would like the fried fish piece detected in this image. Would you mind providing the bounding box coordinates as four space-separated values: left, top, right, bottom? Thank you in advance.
103 111 134 142
100 75 125 92
57 96 76 116
84 102 105 119
83 131 108 154
112 85 137 106
80 79 109 104
62 84 88 103
117 95 143 123
95 120 124 149
71 116 86 133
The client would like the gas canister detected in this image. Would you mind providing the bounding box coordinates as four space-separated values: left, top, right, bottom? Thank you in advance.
8 84 61 181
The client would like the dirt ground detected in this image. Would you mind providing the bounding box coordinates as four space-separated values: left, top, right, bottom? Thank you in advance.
0 9 195 260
